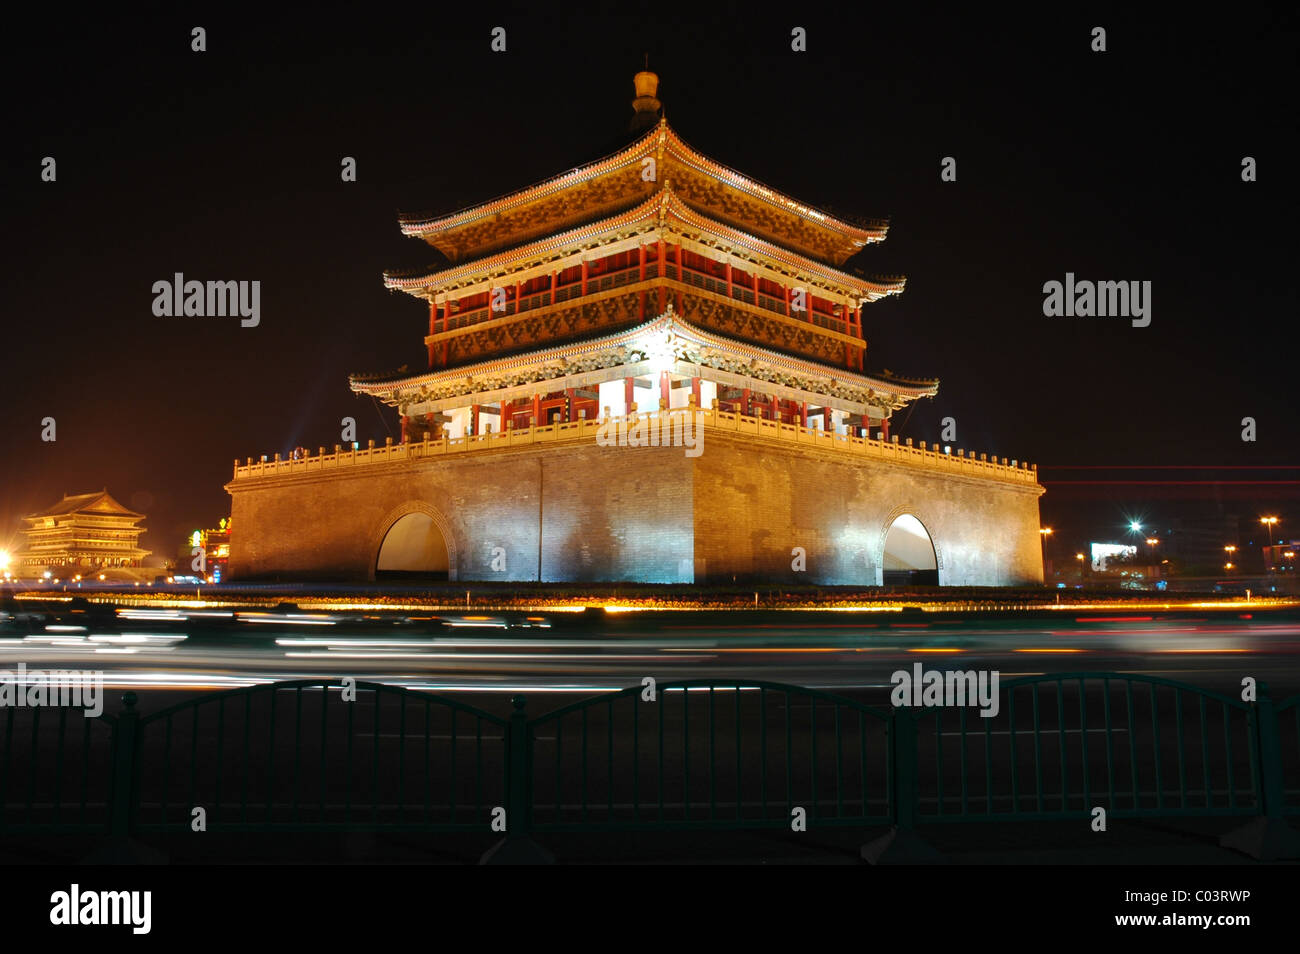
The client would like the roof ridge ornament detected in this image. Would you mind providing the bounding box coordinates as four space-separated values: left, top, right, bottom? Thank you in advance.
631 66 662 132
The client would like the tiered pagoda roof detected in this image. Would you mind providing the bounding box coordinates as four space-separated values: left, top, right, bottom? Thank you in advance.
396 119 888 267
358 71 936 415
351 309 936 419
24 490 145 522
386 188 904 303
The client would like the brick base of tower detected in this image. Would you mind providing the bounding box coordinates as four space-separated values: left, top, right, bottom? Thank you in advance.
226 430 1043 586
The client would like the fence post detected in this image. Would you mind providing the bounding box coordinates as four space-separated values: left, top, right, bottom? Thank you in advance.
861 710 942 863
83 692 166 862
893 711 919 832
1256 687 1287 820
479 695 552 864
1220 683 1300 860
507 695 531 838
109 692 139 838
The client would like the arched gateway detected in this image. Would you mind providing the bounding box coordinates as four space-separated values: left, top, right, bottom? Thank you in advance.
372 504 456 582
881 512 939 586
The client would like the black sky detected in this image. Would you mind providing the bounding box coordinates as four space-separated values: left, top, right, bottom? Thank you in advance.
2 4 1296 560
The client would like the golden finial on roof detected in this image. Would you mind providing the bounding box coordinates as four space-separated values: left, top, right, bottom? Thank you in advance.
631 61 661 132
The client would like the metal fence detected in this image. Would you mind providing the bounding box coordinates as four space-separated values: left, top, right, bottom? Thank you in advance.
1278 693 1300 817
130 680 508 833
1 674 1296 854
526 680 892 831
908 674 1261 822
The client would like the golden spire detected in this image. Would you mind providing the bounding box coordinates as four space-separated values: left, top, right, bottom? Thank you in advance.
630 61 661 131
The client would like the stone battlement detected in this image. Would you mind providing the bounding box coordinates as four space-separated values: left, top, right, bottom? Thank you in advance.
229 408 1040 489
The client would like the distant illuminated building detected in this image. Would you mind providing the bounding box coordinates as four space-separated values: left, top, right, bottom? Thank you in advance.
1263 540 1297 574
1090 542 1136 572
18 490 150 571
183 519 232 582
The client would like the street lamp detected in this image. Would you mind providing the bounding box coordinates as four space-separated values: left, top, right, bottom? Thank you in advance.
1261 517 1280 573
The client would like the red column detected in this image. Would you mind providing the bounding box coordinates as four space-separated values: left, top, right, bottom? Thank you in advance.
581 260 588 297
823 407 831 431
639 243 646 281
400 415 408 443
514 281 521 314
882 417 890 440
800 401 807 426
471 404 480 435
854 306 862 369
565 388 576 423
725 261 732 299
742 388 751 417
659 371 670 409
531 394 541 427
691 377 701 406
625 377 635 412
430 303 444 368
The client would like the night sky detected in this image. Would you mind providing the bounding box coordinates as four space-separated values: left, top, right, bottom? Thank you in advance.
2 6 1296 562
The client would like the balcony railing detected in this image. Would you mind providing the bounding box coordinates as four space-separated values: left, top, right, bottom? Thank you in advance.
435 262 851 337
231 408 1039 487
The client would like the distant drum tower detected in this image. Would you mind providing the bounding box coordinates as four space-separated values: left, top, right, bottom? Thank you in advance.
225 71 1044 585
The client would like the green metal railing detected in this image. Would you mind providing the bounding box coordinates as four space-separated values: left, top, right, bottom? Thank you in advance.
0 704 117 834
1277 693 1300 817
1 673 1297 844
906 674 1260 823
130 680 508 833
523 680 892 833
